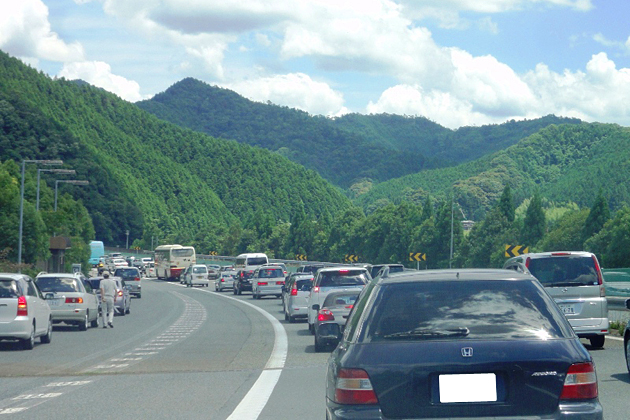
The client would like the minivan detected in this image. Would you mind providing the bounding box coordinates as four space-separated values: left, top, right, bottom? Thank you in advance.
503 251 609 348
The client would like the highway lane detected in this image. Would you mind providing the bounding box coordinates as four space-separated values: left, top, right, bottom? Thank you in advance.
1 277 629 419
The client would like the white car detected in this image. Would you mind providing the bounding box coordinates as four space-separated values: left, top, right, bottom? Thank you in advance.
108 258 128 272
306 266 369 334
0 273 53 349
184 264 210 287
283 273 314 323
215 270 236 292
251 266 285 299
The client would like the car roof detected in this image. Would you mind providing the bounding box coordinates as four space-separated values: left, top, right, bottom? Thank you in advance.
317 266 367 273
517 251 595 258
36 272 80 278
0 273 29 281
378 268 534 284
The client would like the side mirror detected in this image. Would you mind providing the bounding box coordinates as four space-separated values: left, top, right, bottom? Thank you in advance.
312 304 320 311
625 298 630 310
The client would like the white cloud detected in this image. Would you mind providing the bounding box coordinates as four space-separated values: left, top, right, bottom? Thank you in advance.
59 61 145 102
223 73 348 116
0 0 84 62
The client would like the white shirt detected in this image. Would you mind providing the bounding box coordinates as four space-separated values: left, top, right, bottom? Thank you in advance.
100 278 117 299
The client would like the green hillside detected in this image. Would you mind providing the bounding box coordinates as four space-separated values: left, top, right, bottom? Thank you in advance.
357 122 630 220
136 78 430 187
0 51 352 249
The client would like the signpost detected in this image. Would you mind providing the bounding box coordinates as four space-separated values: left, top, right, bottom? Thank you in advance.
504 245 529 258
409 252 427 270
344 254 359 263
295 254 307 261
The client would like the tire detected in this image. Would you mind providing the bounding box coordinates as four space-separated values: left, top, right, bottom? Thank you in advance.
309 322 314 335
289 314 295 324
120 305 126 317
41 318 52 344
22 323 35 350
626 339 630 375
237 287 242 296
233 287 237 295
90 312 99 328
590 335 605 348
284 310 289 321
126 305 130 315
79 314 88 331
314 333 324 352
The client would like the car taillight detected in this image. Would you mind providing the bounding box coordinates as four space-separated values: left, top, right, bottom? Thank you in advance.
65 297 83 304
276 281 284 285
134 277 140 281
560 362 598 400
345 305 354 309
220 278 225 283
17 296 28 316
334 368 378 405
525 257 531 268
291 286 298 296
258 282 268 286
117 290 123 297
318 309 335 321
339 270 349 274
592 255 605 296
313 286 319 293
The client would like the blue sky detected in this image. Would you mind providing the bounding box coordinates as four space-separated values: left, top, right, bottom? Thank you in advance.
2 0 629 129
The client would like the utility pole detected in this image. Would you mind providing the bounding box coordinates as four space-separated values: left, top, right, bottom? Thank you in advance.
54 180 89 211
449 193 454 269
37 168 75 210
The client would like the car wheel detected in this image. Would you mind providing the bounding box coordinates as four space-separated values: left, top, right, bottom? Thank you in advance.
589 335 605 348
79 314 88 331
90 312 99 328
237 288 242 296
233 287 237 295
289 314 295 324
41 318 52 344
22 324 35 350
120 306 126 316
126 305 130 315
314 333 323 352
309 322 314 335
626 339 630 374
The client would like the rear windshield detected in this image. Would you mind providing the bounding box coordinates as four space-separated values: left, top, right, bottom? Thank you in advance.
259 268 283 278
361 280 572 342
323 293 359 307
295 279 313 291
319 270 368 287
247 257 267 266
0 280 20 298
115 268 139 277
37 277 81 293
172 249 194 257
193 266 207 274
527 256 599 287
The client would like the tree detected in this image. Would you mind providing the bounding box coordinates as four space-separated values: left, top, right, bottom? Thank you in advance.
498 184 515 222
521 190 546 248
581 189 610 244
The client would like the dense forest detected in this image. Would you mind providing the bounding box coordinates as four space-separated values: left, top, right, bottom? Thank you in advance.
136 78 576 189
0 51 352 262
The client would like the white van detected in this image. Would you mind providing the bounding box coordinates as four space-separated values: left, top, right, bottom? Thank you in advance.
233 253 269 295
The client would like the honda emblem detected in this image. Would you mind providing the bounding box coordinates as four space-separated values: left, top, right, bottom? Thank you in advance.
461 347 473 357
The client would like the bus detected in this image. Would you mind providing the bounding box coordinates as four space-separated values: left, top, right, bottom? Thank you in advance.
88 241 105 266
154 245 196 281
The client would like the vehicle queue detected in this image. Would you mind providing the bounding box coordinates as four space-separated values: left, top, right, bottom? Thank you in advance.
2 247 630 419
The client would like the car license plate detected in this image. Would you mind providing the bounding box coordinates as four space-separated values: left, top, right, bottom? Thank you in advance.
558 304 575 314
47 299 60 307
439 373 497 403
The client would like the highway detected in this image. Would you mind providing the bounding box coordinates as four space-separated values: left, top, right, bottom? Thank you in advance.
0 277 628 419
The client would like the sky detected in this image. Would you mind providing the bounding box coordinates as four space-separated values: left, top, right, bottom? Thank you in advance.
1 0 630 129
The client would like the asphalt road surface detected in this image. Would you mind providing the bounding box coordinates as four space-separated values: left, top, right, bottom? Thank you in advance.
0 278 628 419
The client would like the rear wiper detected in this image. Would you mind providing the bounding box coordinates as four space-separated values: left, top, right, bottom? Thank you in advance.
383 327 470 339
548 281 588 287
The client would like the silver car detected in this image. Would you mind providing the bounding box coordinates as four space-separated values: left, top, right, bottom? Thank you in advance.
184 264 210 287
503 251 609 348
36 273 100 330
251 266 285 299
86 277 131 316
307 266 369 334
0 273 52 349
313 291 359 351
283 273 314 323
215 270 236 292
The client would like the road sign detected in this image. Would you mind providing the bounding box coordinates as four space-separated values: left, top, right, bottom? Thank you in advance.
409 252 426 262
208 251 218 256
344 254 359 263
505 245 529 258
295 254 307 261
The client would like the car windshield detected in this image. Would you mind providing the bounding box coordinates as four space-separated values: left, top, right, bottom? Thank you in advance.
193 266 207 274
247 257 267 266
362 280 572 342
527 256 599 286
319 270 368 287
37 276 80 293
259 268 283 278
0 280 19 298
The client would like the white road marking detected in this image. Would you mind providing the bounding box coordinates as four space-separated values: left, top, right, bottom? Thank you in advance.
12 393 62 400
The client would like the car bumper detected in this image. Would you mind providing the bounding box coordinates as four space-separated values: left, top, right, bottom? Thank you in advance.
255 286 283 296
189 279 209 286
0 318 33 340
326 400 603 419
50 308 88 322
289 306 309 318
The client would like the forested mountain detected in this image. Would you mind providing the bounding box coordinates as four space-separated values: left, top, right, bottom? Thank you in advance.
0 51 352 254
357 122 630 220
136 78 580 188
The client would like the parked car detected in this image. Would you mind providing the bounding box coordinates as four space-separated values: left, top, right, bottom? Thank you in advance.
86 277 131 316
307 266 369 334
35 272 100 330
503 251 609 348
207 264 221 280
184 264 210 287
114 267 142 298
0 273 52 349
282 273 314 323
215 269 236 292
251 266 285 299
313 291 359 352
325 269 603 420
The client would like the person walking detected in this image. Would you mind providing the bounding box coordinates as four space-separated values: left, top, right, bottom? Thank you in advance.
100 272 117 328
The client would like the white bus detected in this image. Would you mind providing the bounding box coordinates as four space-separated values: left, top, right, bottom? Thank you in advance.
154 245 196 281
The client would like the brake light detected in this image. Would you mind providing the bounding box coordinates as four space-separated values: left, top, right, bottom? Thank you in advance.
592 255 604 295
345 305 354 309
65 297 84 304
313 286 319 293
17 296 28 316
220 279 225 283
335 368 378 405
117 290 123 297
134 277 140 281
318 309 335 321
339 270 349 274
525 257 531 268
551 252 572 256
276 281 284 285
560 362 598 400
258 282 268 286
291 285 298 296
